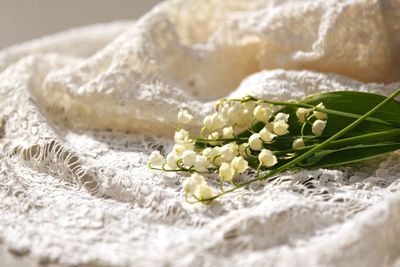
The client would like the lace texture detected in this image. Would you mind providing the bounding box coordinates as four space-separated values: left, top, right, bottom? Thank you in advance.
0 1 400 266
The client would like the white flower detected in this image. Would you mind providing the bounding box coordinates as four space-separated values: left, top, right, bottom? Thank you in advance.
236 108 253 128
292 138 305 149
182 150 196 166
249 133 263 150
173 143 194 156
239 143 249 157
231 156 248 174
166 152 179 169
203 113 225 131
174 129 191 143
182 178 197 194
191 173 205 184
253 104 272 123
312 119 326 136
202 147 219 159
259 128 276 142
274 112 289 122
264 122 274 132
243 101 256 111
314 102 328 120
198 182 213 199
183 173 208 196
258 149 278 167
273 120 289 136
222 126 234 138
194 155 209 172
227 104 242 122
220 144 236 162
178 109 193 124
149 150 164 167
219 162 235 181
296 108 311 123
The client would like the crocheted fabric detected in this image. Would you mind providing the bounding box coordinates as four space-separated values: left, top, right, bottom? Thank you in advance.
1 1 400 266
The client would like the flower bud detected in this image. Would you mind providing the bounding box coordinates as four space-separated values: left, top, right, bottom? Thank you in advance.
258 149 278 167
312 119 326 136
231 156 248 174
219 162 235 181
273 120 289 136
149 151 164 167
292 138 305 149
249 133 263 151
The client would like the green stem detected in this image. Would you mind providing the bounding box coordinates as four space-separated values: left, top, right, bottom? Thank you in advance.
274 128 400 156
204 88 400 202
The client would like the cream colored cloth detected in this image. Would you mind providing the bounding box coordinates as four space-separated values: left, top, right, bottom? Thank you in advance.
1 0 400 266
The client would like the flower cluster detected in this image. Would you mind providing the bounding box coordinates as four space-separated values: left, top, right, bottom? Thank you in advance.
149 98 328 202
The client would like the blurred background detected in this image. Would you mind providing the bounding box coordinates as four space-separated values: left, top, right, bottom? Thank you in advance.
0 0 163 50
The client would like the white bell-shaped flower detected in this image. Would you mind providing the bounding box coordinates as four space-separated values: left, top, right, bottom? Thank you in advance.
231 156 248 174
259 128 276 142
258 149 278 167
178 109 193 124
249 133 263 150
312 119 326 136
219 162 235 181
273 120 289 136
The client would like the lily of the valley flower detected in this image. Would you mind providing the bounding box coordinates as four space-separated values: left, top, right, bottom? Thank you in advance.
249 133 263 150
258 149 278 167
219 162 235 181
203 113 225 131
181 150 196 167
178 109 193 124
231 156 248 173
312 119 326 136
149 151 164 167
273 120 289 136
314 102 328 120
292 138 305 149
296 108 311 123
194 155 209 172
253 103 273 123
259 128 276 142
222 126 234 138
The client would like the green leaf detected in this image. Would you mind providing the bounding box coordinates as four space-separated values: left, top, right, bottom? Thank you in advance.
296 142 400 168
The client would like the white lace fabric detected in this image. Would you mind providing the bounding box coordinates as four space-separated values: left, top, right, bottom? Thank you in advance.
1 0 400 266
